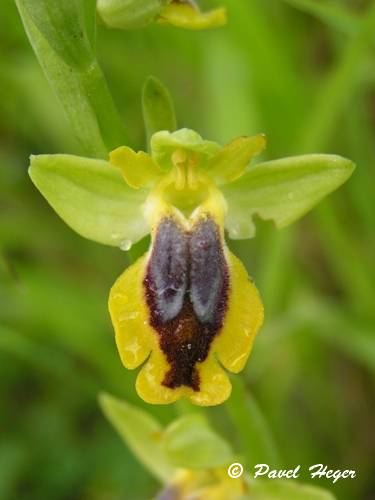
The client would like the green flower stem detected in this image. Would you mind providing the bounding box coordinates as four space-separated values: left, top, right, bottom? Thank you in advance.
174 400 206 418
300 2 375 314
202 4 298 461
226 377 280 468
301 3 375 153
16 0 126 158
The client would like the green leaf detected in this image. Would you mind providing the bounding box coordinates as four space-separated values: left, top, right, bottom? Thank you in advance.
249 479 336 500
83 0 97 51
222 154 355 239
15 0 127 157
142 76 177 149
161 414 235 469
98 393 174 483
17 0 94 70
29 154 148 248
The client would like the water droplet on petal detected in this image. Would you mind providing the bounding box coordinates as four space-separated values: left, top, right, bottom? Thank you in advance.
120 239 132 251
230 226 240 238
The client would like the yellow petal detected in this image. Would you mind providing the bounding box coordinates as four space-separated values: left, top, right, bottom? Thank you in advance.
207 134 267 185
136 349 188 405
108 196 263 407
158 3 226 31
109 146 162 189
135 347 232 407
109 254 154 369
188 356 231 406
214 251 264 374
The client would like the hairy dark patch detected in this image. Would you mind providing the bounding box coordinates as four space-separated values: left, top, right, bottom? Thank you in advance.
144 216 229 391
190 218 228 324
146 218 188 323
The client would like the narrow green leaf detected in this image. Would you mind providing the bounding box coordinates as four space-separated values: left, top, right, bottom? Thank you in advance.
162 414 235 469
223 154 355 239
29 154 148 248
142 76 177 149
98 393 174 483
297 3 375 315
301 2 375 152
15 0 127 157
17 0 94 70
83 0 97 51
249 479 336 500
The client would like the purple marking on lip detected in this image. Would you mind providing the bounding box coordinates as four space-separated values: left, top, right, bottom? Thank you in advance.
144 216 229 390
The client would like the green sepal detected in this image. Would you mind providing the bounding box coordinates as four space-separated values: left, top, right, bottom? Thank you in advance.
98 393 175 484
222 154 355 239
29 154 148 248
161 414 235 469
151 128 220 171
97 0 169 30
142 76 177 149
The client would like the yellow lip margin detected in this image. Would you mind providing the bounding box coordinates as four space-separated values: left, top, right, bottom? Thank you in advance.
108 243 263 406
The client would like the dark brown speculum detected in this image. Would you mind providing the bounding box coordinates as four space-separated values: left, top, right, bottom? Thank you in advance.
144 216 229 391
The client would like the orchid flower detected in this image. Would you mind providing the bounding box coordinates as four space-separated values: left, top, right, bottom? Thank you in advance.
97 0 227 31
29 118 354 406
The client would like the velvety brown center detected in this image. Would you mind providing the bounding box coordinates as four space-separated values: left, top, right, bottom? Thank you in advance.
143 216 229 391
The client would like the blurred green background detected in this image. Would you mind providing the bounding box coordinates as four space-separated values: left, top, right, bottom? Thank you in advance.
1 0 375 499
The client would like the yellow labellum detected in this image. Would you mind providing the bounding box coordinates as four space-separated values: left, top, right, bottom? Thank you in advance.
109 186 263 406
